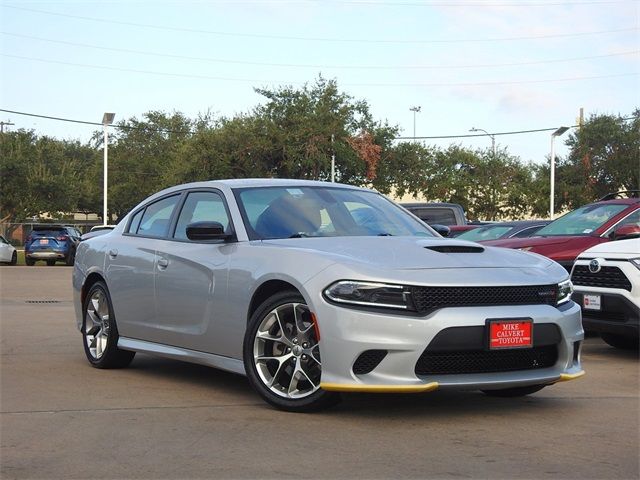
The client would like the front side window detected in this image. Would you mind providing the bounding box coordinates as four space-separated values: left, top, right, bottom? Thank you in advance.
535 203 628 236
136 195 180 238
235 186 434 240
174 191 231 240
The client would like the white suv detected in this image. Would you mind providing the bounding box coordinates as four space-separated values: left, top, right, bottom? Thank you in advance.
571 238 640 350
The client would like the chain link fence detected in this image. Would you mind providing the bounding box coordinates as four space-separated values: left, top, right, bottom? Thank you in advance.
0 222 103 246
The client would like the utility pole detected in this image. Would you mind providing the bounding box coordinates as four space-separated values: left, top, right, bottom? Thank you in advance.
409 106 421 140
0 121 15 133
331 134 336 183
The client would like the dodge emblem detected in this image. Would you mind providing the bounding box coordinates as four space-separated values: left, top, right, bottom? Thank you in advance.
589 259 601 273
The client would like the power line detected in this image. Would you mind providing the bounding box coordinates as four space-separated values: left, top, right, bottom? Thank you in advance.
3 31 637 71
3 53 637 87
1 108 636 140
4 5 637 44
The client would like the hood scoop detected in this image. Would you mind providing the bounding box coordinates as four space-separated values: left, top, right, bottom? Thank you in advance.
425 245 485 253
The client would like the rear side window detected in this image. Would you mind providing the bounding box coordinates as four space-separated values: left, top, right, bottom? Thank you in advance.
128 209 144 234
136 195 180 238
174 191 231 240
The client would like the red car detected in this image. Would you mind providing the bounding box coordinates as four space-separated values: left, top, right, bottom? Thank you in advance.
484 192 640 272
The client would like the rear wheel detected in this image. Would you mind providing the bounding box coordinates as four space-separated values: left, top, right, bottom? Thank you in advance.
25 257 35 266
65 249 75 266
46 259 56 266
9 251 17 265
482 384 546 397
82 281 135 368
243 291 340 412
600 333 639 350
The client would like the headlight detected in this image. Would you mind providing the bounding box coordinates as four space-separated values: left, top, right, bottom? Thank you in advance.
324 281 413 310
557 279 573 305
631 258 640 271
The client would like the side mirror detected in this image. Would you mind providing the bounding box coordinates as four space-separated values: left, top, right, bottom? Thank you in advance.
430 224 451 237
612 224 640 241
186 221 233 242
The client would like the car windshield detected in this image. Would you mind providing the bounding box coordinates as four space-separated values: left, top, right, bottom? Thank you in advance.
456 225 512 241
535 203 628 236
235 186 435 240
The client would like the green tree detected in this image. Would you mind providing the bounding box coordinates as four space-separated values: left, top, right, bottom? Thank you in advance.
559 110 639 207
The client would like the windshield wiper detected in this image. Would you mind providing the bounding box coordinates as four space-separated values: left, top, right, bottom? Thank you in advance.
289 232 310 238
377 232 393 236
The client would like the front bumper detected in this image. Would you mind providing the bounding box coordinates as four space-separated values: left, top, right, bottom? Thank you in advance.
573 291 639 336
310 291 583 392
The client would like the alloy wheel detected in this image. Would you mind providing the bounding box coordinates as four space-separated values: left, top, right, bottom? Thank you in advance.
84 288 111 359
253 302 321 399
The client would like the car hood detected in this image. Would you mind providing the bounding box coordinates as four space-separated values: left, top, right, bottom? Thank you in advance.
483 235 584 249
260 236 554 270
579 238 640 256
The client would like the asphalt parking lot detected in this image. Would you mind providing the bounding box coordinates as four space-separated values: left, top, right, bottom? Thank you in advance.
1 267 638 479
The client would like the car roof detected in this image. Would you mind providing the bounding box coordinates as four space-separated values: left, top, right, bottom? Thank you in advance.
480 220 550 227
193 178 364 189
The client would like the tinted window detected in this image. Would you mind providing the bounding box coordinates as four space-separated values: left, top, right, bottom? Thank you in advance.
410 208 457 226
137 195 180 238
174 191 231 240
512 225 545 238
128 209 144 234
236 186 434 240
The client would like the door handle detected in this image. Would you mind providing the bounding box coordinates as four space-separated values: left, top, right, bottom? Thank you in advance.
108 249 118 258
157 258 169 269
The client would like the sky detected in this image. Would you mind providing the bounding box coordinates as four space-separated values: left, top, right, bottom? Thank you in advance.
0 0 638 165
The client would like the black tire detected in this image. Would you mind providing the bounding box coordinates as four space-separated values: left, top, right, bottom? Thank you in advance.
82 281 135 369
600 333 639 350
65 249 75 266
243 290 341 412
25 257 35 266
482 384 546 397
46 259 56 266
9 251 17 265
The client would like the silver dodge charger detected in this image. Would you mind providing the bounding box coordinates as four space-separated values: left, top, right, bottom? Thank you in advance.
73 179 584 411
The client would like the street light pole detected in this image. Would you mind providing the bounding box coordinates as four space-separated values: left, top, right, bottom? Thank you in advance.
102 113 115 226
550 126 570 219
409 106 421 139
469 127 496 156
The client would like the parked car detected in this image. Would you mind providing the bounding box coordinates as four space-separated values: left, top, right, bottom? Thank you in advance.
0 235 17 265
485 192 640 272
571 239 639 350
401 202 467 226
81 225 116 241
25 225 82 266
73 179 583 412
456 220 551 242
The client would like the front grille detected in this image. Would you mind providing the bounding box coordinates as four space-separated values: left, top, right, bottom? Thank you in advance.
582 311 628 323
415 345 558 375
410 285 558 313
353 350 387 375
571 266 632 291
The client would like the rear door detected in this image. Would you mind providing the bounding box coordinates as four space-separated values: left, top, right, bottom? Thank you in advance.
105 193 182 340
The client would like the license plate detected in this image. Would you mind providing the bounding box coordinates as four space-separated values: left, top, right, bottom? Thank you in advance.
583 294 601 311
39 239 49 245
488 319 533 350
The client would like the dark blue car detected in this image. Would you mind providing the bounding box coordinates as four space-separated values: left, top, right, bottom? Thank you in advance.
25 225 82 266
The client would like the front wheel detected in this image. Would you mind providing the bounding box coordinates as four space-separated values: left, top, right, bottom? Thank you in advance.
9 251 17 265
482 384 546 397
25 257 35 266
243 291 340 412
82 281 135 368
600 333 639 350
